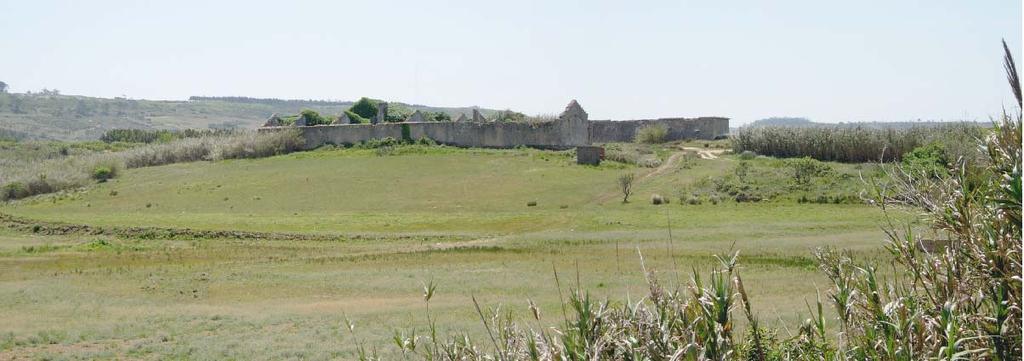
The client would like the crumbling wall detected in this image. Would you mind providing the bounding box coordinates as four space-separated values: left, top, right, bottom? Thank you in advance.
260 101 729 149
293 121 585 149
271 100 591 150
589 117 729 142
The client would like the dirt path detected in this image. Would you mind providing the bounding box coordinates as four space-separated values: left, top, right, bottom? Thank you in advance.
593 147 687 204
636 152 681 182
591 145 728 204
679 146 724 160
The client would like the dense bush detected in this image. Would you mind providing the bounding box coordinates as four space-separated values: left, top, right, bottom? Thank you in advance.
787 157 833 185
1 182 27 200
429 111 451 122
345 110 369 124
91 166 115 182
635 124 669 144
300 109 331 126
732 123 985 163
900 142 948 177
349 97 378 120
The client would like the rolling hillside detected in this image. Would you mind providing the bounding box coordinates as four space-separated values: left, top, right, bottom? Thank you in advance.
0 92 507 141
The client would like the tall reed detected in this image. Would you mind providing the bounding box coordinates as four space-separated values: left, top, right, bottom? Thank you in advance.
732 123 984 163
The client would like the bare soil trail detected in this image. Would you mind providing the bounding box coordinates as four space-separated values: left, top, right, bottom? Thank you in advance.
591 145 729 204
679 146 725 160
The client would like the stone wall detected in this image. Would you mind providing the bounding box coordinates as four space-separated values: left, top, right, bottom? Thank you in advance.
267 100 591 150
589 117 729 143
260 101 728 149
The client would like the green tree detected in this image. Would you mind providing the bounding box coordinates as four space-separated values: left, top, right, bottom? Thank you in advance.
430 112 451 122
901 143 948 178
300 109 330 125
349 97 378 120
345 110 369 124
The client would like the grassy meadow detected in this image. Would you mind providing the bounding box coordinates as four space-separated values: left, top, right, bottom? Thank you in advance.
0 142 908 359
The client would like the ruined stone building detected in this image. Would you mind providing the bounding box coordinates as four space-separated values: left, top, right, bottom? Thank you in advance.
260 101 728 150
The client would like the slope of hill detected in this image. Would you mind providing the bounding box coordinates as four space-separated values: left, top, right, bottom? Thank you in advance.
0 92 506 141
0 143 890 358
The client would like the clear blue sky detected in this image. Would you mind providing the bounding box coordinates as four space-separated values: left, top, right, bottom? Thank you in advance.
1 0 1020 125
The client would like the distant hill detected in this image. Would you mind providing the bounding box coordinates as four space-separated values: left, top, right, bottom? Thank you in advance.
745 117 986 130
0 92 507 141
746 117 816 128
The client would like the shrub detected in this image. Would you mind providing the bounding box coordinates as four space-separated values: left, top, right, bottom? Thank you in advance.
526 201 537 207
900 142 948 177
300 109 330 126
416 137 437 146
349 97 378 120
357 137 401 149
385 107 412 123
787 157 832 185
651 194 666 205
604 149 637 165
345 110 369 124
429 112 451 122
374 146 395 157
618 173 635 203
734 161 750 181
635 124 669 144
91 166 115 182
25 175 53 195
734 193 762 202
1 182 27 201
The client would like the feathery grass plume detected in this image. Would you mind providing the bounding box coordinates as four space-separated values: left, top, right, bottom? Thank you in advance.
1004 39 1021 109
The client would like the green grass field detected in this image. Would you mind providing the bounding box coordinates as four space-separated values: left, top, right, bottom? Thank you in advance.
0 144 908 359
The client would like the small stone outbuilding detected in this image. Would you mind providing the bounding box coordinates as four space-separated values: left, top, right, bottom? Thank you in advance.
576 146 604 165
